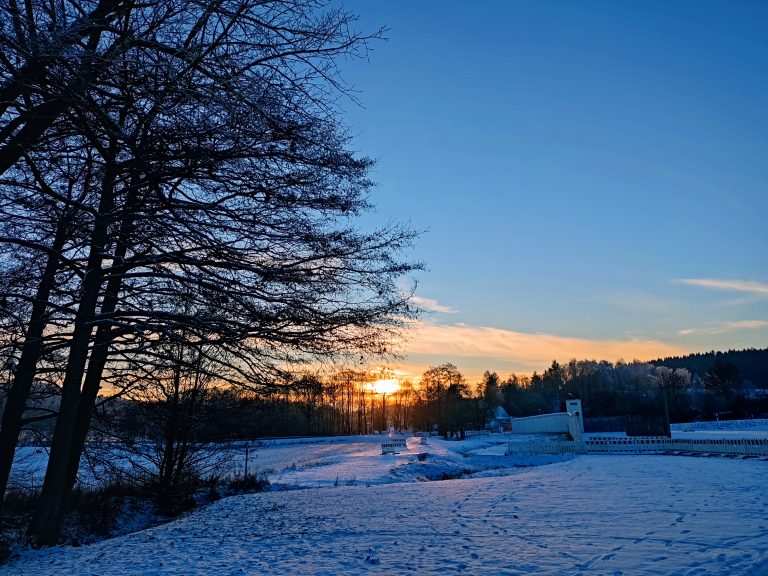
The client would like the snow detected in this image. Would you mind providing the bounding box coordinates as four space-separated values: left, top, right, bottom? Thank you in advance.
6 423 768 574
7 455 768 575
671 419 768 432
251 434 568 488
672 419 768 439
585 419 768 440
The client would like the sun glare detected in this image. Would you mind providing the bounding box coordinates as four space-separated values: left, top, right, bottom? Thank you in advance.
371 378 400 395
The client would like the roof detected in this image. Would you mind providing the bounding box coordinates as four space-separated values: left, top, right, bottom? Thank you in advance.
493 406 510 420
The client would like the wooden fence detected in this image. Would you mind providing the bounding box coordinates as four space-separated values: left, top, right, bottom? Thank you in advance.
506 436 768 457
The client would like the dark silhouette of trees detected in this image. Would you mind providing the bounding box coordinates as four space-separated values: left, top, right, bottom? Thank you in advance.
493 351 767 427
704 355 741 398
0 0 137 175
481 371 501 411
0 0 420 545
420 363 465 435
294 374 324 433
653 348 766 386
124 339 222 514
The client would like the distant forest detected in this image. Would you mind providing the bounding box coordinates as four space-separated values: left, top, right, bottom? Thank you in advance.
16 348 768 447
73 347 768 448
650 348 768 388
482 346 767 431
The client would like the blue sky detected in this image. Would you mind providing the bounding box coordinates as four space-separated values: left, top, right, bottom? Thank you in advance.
340 0 768 381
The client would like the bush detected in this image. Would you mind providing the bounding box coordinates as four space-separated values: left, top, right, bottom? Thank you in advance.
69 481 133 538
0 479 151 557
0 487 37 561
227 472 269 493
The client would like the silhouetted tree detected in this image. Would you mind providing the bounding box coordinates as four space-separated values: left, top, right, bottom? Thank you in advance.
421 364 465 435
1 1 420 546
294 375 324 434
704 355 741 399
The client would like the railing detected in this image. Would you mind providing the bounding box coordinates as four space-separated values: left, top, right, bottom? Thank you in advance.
506 436 768 457
506 440 582 455
463 429 490 438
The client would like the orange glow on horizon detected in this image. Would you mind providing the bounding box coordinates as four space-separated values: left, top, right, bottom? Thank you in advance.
370 378 400 395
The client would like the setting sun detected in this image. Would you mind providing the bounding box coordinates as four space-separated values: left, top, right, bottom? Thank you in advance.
371 378 400 395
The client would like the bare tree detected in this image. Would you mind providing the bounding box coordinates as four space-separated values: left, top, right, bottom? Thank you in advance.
0 0 145 174
0 132 97 505
0 1 418 545
113 333 227 514
420 364 465 434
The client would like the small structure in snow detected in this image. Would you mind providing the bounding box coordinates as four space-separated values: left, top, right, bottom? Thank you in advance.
566 399 584 436
381 438 407 454
382 431 408 454
504 400 584 441
489 406 512 431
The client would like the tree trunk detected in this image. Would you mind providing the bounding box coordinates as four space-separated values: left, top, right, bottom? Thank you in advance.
61 181 141 516
61 290 120 502
0 214 70 510
29 162 117 546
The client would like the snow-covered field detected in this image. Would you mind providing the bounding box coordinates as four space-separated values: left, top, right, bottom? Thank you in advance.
6 422 768 575
672 418 768 439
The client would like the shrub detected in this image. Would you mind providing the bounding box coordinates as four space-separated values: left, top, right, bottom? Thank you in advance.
227 472 269 493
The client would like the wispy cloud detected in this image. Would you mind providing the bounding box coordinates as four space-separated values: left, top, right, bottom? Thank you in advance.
678 320 768 336
400 322 686 374
410 295 458 314
679 278 768 297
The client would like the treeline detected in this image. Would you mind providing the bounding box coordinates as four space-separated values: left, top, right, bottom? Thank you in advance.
98 347 768 448
650 348 768 387
105 370 416 441
496 354 766 425
99 367 461 442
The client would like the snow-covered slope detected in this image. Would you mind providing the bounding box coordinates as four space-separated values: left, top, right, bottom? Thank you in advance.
7 430 768 575
253 434 567 488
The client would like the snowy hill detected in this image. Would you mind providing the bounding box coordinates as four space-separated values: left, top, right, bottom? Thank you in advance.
6 424 768 574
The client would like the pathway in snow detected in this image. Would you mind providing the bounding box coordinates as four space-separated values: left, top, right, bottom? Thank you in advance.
8 455 767 575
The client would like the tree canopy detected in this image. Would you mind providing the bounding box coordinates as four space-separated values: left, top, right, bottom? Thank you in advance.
0 0 420 545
